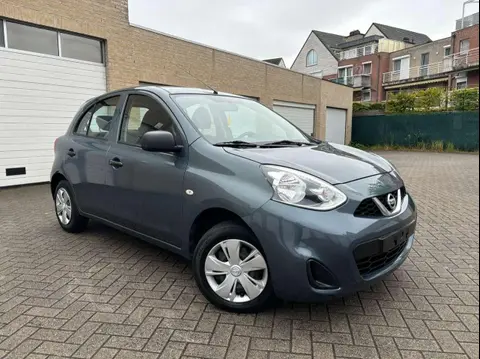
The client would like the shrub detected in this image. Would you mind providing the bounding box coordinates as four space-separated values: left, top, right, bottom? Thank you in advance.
415 88 445 112
386 91 416 113
450 87 479 111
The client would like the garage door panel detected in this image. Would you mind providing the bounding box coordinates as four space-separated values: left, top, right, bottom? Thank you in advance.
326 108 347 145
0 80 106 94
0 72 106 89
273 101 315 135
0 87 100 101
0 48 106 187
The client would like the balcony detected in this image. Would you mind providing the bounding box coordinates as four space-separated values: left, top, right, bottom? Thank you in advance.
453 47 480 69
338 44 378 60
383 47 479 84
332 74 371 88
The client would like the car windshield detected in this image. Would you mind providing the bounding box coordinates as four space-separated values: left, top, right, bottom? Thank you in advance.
172 94 312 145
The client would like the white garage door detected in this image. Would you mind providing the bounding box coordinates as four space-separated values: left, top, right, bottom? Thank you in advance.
0 50 106 187
326 107 347 144
273 101 315 135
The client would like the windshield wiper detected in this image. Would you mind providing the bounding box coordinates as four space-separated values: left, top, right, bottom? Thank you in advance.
214 140 258 148
260 140 313 147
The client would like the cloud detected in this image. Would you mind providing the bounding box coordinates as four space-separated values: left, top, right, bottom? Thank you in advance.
128 0 477 67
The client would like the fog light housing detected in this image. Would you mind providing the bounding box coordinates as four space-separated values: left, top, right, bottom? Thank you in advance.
307 260 339 290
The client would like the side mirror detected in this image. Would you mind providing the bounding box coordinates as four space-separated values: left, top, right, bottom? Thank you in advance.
140 131 183 153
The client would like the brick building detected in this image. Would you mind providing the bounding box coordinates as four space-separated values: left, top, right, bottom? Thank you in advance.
451 23 479 89
0 1 352 187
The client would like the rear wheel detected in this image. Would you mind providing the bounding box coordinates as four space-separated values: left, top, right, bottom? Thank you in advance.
54 180 88 233
193 221 274 312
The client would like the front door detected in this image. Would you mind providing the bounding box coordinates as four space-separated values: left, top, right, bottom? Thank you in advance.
104 93 187 248
64 96 121 217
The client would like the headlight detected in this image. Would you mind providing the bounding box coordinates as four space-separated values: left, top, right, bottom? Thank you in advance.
261 165 347 211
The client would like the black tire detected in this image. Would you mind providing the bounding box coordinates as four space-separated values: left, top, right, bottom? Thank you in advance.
192 221 274 312
54 180 88 233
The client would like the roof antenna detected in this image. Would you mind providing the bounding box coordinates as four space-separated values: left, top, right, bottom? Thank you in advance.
170 61 218 95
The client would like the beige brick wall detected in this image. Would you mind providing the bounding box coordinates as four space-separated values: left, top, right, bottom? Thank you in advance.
0 0 353 142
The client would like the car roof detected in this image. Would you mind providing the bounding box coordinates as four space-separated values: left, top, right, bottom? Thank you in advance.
135 85 243 98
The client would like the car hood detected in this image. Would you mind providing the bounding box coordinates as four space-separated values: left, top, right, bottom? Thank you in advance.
224 142 394 185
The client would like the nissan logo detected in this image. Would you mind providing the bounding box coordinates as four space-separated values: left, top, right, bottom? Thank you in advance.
387 193 397 210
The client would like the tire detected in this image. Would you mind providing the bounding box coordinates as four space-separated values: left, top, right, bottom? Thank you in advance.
193 221 274 312
54 180 88 233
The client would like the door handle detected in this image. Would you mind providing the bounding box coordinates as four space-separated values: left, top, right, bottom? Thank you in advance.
109 158 123 169
67 149 76 157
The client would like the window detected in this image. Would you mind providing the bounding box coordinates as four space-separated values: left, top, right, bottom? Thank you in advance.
306 50 318 66
444 46 451 57
357 47 364 57
173 95 309 144
393 59 402 72
0 20 4 47
361 90 371 102
74 107 94 135
460 40 470 54
6 21 58 55
457 78 468 89
365 45 372 55
119 95 176 146
60 33 102 63
363 62 372 75
75 97 119 138
420 53 429 76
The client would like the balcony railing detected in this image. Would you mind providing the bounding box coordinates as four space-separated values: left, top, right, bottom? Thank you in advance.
332 74 371 88
339 44 378 60
383 47 479 84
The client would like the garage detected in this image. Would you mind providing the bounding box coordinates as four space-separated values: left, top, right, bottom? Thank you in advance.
325 107 347 144
0 20 106 187
273 101 316 136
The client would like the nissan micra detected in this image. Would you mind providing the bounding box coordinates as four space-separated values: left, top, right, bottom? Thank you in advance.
51 86 417 312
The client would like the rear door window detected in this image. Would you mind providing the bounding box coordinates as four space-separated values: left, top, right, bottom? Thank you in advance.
74 96 120 139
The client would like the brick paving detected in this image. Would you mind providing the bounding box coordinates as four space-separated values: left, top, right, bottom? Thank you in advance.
0 152 478 359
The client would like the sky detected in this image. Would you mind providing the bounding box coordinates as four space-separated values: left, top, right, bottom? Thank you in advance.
128 0 479 67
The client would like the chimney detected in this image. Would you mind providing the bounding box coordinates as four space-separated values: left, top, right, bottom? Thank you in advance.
347 30 364 41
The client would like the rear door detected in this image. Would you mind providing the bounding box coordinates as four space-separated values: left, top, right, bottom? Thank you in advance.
64 95 122 217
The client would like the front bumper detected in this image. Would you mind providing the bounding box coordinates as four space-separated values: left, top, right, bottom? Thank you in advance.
243 173 417 302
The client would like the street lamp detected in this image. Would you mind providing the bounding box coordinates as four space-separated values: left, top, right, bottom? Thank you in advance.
461 0 479 29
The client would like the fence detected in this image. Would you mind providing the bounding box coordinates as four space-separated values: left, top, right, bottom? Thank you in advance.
351 112 479 151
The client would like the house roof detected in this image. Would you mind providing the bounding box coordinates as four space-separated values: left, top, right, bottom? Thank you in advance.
312 30 347 49
372 23 431 45
263 58 284 66
336 35 384 49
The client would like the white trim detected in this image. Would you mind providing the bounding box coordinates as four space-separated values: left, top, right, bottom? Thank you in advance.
337 64 354 69
3 19 8 48
0 46 106 68
443 45 452 48
273 100 316 110
361 89 372 102
57 32 62 57
361 61 372 65
392 54 411 61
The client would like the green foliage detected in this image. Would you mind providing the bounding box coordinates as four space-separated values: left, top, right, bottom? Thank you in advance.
415 88 445 112
450 87 479 111
386 91 416 113
352 101 386 113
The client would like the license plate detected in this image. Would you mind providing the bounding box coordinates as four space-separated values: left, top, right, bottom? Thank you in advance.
381 229 409 252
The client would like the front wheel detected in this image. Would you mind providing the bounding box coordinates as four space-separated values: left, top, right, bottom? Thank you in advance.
54 180 88 233
192 221 274 312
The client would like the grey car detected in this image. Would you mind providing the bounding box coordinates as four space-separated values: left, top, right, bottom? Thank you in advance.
50 86 417 312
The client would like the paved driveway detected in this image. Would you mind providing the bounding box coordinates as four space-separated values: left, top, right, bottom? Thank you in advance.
0 152 478 359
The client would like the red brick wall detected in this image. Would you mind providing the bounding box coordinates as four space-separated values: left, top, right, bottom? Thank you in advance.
338 52 390 102
467 70 479 87
453 24 479 52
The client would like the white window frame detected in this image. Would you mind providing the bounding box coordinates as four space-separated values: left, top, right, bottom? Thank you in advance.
306 49 318 67
361 89 372 102
456 76 468 89
362 61 372 75
459 39 470 55
443 45 451 57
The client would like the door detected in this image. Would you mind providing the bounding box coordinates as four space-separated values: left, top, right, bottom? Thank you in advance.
104 93 187 247
399 57 410 80
325 108 347 144
273 101 316 136
420 53 429 76
64 96 121 216
0 46 106 187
